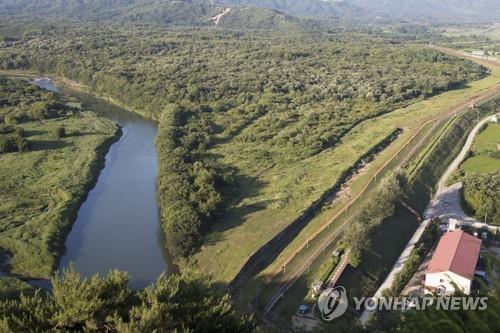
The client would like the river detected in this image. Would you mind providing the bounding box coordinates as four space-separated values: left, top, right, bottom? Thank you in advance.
35 79 171 288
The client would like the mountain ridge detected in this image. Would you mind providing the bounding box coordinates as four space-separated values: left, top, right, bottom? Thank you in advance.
0 0 499 29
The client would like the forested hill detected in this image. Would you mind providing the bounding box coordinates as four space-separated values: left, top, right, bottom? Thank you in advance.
1 0 499 28
0 0 309 31
218 0 367 19
0 26 488 257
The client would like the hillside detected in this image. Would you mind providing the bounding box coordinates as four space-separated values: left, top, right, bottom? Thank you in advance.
0 24 488 277
0 0 308 30
349 0 500 22
2 0 499 27
219 0 366 19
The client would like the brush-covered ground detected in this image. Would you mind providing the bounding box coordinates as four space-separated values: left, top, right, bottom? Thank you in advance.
454 121 500 225
0 24 493 284
0 77 118 279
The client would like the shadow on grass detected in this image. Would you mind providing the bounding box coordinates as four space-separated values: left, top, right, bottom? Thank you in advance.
65 131 103 137
29 140 71 151
24 130 46 137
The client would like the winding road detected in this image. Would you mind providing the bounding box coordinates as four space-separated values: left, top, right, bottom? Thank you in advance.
360 113 500 324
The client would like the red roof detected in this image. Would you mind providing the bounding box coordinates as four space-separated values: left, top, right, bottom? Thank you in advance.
427 230 482 279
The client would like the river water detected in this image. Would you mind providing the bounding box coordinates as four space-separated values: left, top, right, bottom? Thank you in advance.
35 79 171 288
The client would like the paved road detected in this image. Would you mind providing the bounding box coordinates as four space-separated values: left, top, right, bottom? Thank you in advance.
360 113 499 325
427 114 500 232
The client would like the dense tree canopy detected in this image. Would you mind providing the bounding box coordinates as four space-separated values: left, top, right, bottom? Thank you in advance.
0 25 488 256
463 172 500 225
0 268 257 333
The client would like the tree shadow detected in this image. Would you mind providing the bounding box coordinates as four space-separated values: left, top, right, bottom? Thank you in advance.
24 130 46 137
29 140 71 151
65 131 103 137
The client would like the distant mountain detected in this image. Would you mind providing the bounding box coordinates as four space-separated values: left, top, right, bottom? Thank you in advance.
218 0 367 18
348 0 500 22
1 0 499 27
221 0 500 22
0 0 310 30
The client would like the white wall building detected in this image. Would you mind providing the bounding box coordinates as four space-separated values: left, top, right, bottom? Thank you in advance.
424 231 482 295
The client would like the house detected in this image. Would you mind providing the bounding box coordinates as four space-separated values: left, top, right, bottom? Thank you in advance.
424 231 482 295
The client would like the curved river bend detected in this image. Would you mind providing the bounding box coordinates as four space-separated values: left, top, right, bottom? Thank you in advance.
36 79 171 288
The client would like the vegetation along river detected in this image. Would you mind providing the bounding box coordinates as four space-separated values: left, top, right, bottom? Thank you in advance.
35 79 172 288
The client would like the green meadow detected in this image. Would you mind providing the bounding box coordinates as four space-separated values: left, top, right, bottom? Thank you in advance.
460 123 500 173
0 78 118 278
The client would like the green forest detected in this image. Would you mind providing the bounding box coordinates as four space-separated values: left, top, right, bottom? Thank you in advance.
0 268 257 333
0 4 499 329
0 24 488 257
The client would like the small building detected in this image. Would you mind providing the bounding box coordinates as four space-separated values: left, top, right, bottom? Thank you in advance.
491 114 498 123
425 231 482 295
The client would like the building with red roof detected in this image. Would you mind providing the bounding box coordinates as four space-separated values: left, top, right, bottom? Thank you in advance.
424 230 482 295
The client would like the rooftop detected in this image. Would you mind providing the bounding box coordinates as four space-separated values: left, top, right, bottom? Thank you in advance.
427 230 482 279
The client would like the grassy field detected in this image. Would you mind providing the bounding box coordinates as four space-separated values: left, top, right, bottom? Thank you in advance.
189 54 500 285
264 87 500 329
0 83 118 279
442 23 500 41
460 123 500 173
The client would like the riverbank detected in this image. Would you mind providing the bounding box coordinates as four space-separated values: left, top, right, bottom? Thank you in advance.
1 72 174 288
0 76 120 280
0 70 157 122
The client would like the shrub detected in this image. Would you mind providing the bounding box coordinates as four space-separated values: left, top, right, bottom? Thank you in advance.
52 126 66 139
0 132 29 153
28 101 49 120
3 115 18 125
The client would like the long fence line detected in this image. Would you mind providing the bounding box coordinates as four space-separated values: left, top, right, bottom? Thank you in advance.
266 80 500 282
261 68 500 318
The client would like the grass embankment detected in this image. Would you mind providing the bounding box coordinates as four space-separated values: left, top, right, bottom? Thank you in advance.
0 78 119 279
335 97 500 308
192 60 500 284
272 88 500 329
250 58 500 319
226 57 500 305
